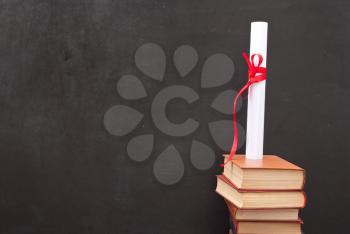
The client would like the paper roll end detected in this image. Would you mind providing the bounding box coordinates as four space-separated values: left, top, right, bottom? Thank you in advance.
251 21 268 26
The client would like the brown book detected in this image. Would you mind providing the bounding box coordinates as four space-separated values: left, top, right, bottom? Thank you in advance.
234 219 302 234
223 154 305 190
225 199 299 221
216 175 306 209
228 229 233 234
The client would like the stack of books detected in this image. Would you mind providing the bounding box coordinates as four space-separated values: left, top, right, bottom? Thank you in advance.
216 155 306 234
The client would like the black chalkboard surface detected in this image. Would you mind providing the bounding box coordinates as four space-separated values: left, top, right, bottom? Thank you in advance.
0 0 349 233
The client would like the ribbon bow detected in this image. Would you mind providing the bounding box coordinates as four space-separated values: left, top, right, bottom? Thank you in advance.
220 52 266 167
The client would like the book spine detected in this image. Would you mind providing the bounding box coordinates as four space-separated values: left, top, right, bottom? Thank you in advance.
302 191 307 208
233 220 239 234
229 217 236 234
301 170 307 190
225 199 238 218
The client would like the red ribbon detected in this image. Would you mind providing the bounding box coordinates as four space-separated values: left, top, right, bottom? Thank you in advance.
220 52 267 167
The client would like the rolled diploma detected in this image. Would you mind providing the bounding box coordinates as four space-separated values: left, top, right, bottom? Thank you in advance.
245 22 268 160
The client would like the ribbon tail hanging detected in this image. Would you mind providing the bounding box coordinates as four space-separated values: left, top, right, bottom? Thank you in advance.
220 52 266 167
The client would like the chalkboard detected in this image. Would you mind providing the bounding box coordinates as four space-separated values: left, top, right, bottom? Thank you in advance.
0 0 349 233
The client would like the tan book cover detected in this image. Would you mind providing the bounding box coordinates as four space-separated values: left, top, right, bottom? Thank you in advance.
225 154 303 170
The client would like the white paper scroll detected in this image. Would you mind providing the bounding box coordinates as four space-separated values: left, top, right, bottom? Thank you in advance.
245 22 268 160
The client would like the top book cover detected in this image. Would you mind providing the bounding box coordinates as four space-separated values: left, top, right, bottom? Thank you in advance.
225 155 304 170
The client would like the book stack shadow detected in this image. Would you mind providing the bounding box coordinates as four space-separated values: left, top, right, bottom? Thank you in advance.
216 155 306 234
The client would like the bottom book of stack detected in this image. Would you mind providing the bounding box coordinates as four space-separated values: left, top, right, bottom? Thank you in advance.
226 200 303 234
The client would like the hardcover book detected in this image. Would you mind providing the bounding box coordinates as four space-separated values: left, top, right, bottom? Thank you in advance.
223 155 305 190
225 199 300 221
233 219 302 234
216 175 306 209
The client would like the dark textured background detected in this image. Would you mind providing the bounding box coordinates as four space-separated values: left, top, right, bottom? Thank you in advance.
0 0 349 233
